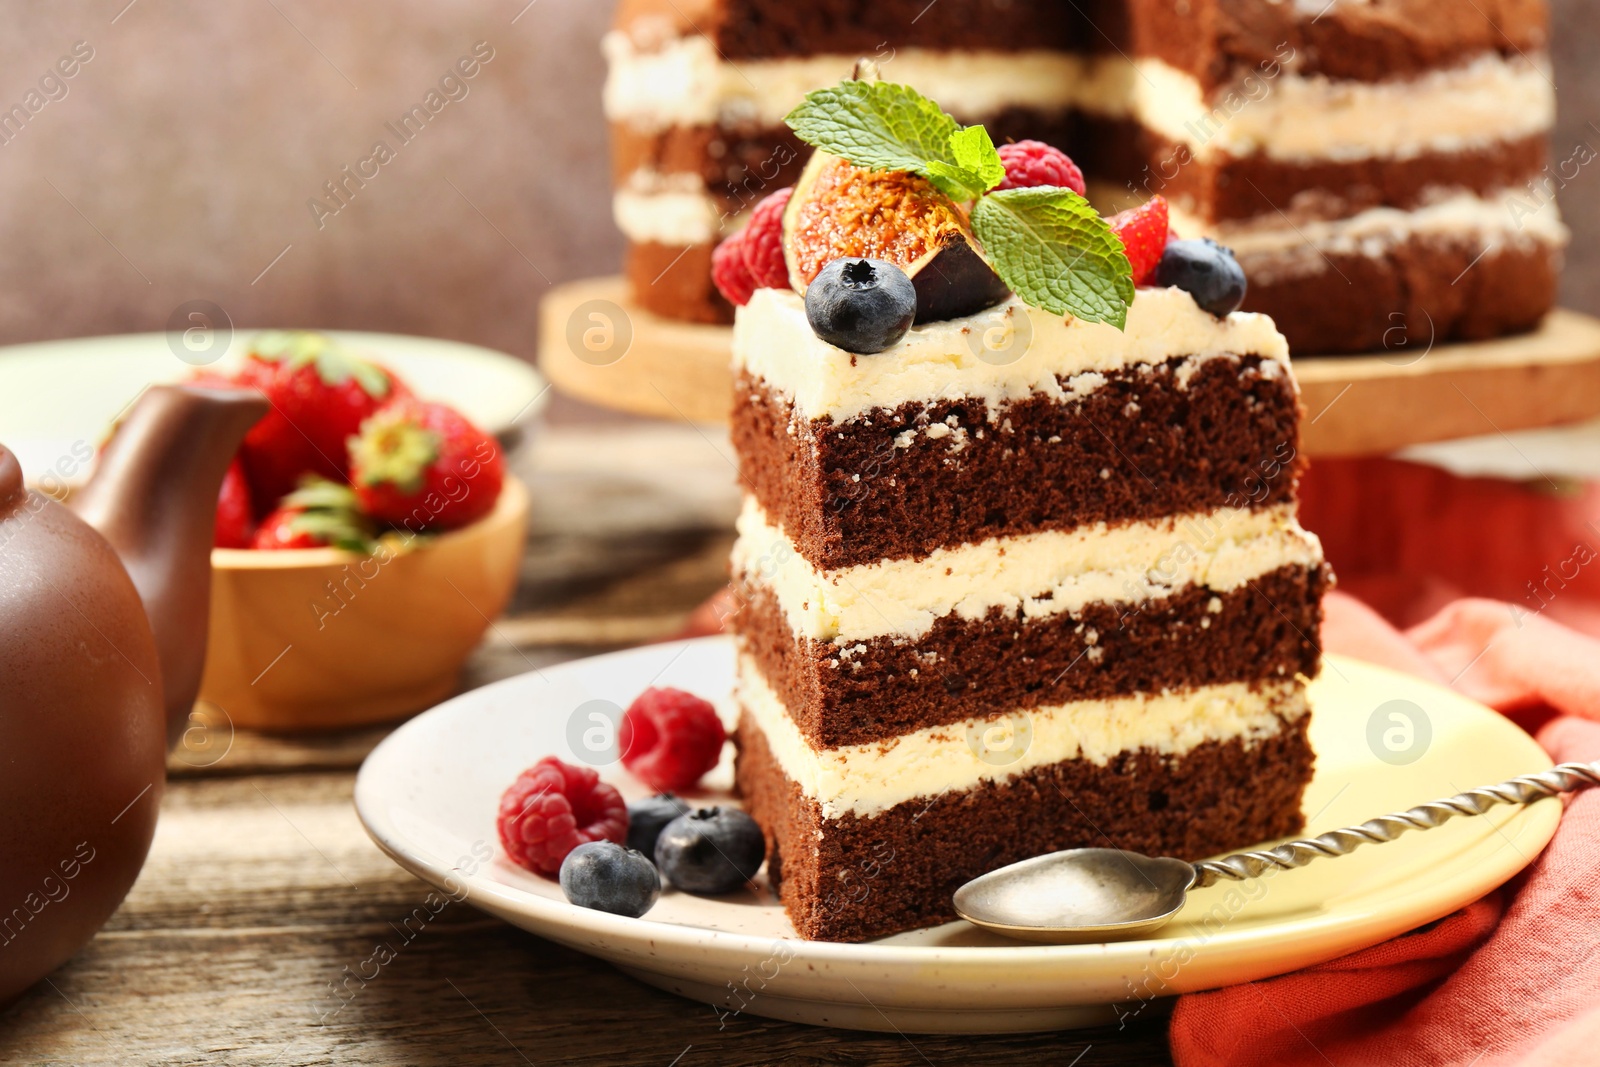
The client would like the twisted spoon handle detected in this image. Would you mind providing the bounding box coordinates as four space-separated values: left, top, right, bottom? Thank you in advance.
1192 761 1600 888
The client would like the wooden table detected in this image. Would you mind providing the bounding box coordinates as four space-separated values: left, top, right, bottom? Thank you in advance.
0 424 1173 1066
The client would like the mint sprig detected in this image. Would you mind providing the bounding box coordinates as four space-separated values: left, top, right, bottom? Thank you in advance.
785 79 1134 328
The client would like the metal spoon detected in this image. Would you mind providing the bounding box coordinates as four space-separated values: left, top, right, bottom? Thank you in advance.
954 761 1600 944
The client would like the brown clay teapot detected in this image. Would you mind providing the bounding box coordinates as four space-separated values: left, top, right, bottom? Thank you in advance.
0 384 265 1008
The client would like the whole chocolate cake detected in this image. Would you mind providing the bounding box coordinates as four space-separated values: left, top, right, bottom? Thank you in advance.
604 0 1563 353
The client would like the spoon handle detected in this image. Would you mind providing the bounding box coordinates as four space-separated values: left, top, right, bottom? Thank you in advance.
1192 760 1600 888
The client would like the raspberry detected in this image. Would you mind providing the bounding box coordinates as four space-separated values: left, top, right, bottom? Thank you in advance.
711 232 756 307
497 757 628 877
997 140 1086 196
740 186 793 290
1106 195 1171 286
619 687 726 792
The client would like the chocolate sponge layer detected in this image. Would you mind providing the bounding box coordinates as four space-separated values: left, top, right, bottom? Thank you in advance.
732 355 1304 571
733 561 1329 749
734 708 1314 943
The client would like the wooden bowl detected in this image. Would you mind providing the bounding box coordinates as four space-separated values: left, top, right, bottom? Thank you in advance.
197 477 530 732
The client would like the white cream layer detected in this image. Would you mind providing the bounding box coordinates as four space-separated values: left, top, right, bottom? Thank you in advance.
605 32 1553 163
737 652 1307 818
1132 51 1553 162
1170 187 1570 282
604 36 1082 132
733 286 1290 424
1175 188 1570 256
732 497 1323 644
612 168 740 245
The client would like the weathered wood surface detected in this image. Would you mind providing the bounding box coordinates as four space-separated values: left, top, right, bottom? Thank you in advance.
1 424 1174 1066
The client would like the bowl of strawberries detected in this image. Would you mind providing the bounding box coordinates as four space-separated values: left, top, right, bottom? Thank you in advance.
192 331 531 731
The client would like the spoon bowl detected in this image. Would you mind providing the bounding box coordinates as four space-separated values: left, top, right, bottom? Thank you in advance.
953 849 1197 943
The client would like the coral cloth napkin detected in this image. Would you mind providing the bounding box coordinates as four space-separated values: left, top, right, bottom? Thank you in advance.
1170 592 1600 1067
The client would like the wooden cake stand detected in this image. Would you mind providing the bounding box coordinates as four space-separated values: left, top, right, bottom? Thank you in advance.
539 276 1600 457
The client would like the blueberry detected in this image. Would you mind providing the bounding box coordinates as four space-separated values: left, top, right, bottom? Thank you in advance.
804 258 917 354
653 806 766 895
558 841 660 918
1155 238 1248 317
626 793 691 857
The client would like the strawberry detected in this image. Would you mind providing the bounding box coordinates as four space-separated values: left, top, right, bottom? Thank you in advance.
740 186 793 291
236 332 401 510
347 399 504 533
214 458 255 549
1106 195 1170 287
251 478 374 551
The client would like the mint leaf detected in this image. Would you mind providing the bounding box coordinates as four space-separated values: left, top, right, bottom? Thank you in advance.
786 80 961 176
921 161 983 200
786 81 1007 201
949 125 1005 192
971 188 1135 329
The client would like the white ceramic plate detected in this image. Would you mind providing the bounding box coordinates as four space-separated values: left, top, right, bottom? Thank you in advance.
354 638 1559 1034
0 329 547 480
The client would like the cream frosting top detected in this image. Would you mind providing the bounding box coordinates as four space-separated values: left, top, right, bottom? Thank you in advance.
732 286 1291 424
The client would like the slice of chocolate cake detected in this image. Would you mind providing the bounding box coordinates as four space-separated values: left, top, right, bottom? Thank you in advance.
730 287 1329 942
604 0 1564 353
727 78 1329 943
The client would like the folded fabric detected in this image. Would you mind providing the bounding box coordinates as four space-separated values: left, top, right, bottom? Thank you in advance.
1170 591 1600 1067
1299 456 1600 637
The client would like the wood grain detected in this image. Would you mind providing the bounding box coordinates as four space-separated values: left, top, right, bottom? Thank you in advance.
3 424 1173 1065
538 276 1600 455
3 770 1173 1066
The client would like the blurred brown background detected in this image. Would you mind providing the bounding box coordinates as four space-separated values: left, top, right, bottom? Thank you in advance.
0 0 1594 365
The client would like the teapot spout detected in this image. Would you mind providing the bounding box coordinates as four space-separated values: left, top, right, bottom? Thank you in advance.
71 384 267 748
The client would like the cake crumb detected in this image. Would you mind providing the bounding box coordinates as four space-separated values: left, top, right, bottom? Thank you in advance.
1207 596 1223 614
1099 468 1112 479
1175 356 1204 390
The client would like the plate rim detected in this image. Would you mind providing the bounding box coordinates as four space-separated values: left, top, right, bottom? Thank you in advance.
354 637 1559 974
